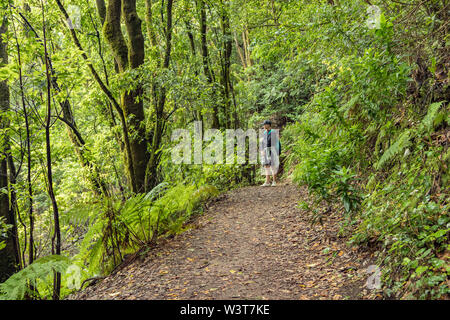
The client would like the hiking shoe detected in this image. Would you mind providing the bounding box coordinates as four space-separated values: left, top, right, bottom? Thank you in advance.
271 181 277 187
261 182 271 187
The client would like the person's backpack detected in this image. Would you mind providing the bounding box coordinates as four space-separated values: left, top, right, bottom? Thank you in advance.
268 129 281 155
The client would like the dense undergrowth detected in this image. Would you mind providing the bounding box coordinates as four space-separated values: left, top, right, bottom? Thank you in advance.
277 2 449 299
284 100 448 299
0 181 219 299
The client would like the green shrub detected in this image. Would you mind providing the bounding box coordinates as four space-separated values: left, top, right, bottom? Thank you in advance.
282 2 448 298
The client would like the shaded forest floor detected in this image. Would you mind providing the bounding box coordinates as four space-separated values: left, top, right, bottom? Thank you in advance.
69 182 380 300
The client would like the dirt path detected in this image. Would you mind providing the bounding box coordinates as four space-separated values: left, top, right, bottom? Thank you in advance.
70 182 377 300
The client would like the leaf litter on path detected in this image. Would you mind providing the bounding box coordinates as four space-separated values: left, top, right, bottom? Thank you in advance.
68 183 377 300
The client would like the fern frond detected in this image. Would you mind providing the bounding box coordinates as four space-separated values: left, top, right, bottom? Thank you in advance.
420 101 445 134
376 129 411 170
0 255 71 300
144 182 169 201
375 125 386 156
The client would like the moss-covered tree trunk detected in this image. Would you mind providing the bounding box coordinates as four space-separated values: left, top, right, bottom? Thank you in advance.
104 0 149 193
145 0 158 49
0 145 17 283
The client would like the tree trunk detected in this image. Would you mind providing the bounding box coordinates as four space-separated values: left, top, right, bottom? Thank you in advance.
96 0 107 25
43 14 61 299
0 157 16 283
220 0 232 128
104 0 149 193
197 0 220 129
0 17 20 283
145 0 174 190
145 0 158 49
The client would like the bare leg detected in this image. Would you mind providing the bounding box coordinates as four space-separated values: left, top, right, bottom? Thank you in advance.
264 166 271 183
271 166 277 184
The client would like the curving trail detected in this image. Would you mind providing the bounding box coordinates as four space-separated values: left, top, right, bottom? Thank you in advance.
70 183 377 300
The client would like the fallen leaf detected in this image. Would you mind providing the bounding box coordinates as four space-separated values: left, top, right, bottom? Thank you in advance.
109 292 121 297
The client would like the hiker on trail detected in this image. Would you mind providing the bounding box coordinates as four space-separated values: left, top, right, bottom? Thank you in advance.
260 120 281 187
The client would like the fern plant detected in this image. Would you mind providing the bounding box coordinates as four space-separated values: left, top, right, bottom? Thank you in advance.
0 255 71 300
419 101 445 135
73 182 219 282
75 216 106 276
376 101 447 170
376 129 411 170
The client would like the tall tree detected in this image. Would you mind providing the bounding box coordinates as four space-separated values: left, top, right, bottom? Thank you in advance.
0 14 20 283
197 0 220 128
145 0 174 190
103 0 149 193
10 10 34 266
43 9 61 299
219 0 233 128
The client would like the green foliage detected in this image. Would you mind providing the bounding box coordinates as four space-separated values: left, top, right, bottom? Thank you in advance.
332 166 362 215
149 184 219 236
0 255 71 300
419 101 446 135
74 182 219 279
281 0 449 299
376 101 447 170
287 114 362 219
375 129 411 170
0 217 11 251
352 140 449 299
